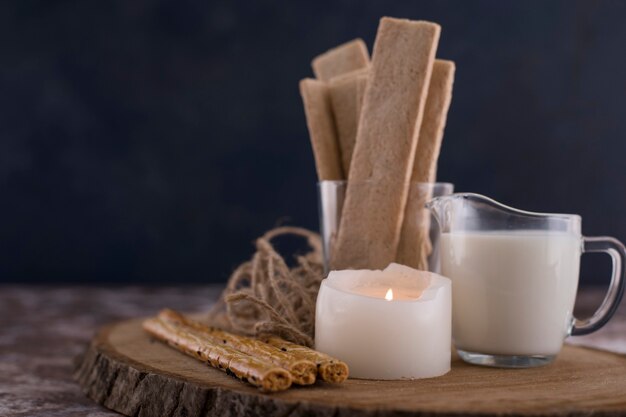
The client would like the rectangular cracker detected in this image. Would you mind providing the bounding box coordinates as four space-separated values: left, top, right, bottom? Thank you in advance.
312 39 370 81
328 68 369 175
411 60 456 184
396 60 455 269
331 17 441 270
300 79 344 180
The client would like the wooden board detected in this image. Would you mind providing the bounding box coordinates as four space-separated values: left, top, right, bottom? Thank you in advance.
75 318 626 417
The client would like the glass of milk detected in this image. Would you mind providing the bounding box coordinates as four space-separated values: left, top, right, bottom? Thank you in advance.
428 193 625 368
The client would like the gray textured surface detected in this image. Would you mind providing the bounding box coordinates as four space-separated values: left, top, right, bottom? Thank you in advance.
0 285 222 417
0 285 623 416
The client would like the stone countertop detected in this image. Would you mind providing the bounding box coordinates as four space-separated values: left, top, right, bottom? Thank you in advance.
0 286 624 417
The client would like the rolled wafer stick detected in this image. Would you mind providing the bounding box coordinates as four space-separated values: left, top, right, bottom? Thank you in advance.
158 309 317 385
331 17 441 269
143 318 292 392
312 39 369 81
262 336 349 383
396 60 455 269
328 68 369 175
300 79 344 180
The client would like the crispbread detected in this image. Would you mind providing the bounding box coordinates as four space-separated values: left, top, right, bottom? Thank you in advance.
300 79 344 180
312 39 370 81
328 68 369 174
396 60 455 269
331 17 441 269
411 60 455 184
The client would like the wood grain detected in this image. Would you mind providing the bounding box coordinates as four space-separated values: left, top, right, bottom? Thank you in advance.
75 317 626 417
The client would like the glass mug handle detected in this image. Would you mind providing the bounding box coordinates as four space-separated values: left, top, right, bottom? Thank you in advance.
571 236 626 336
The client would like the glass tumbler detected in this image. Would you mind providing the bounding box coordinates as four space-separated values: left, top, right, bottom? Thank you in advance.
318 181 454 273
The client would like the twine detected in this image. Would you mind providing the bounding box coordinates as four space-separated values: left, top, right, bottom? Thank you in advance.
206 226 324 347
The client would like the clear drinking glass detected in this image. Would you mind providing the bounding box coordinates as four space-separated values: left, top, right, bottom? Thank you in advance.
427 193 626 368
318 181 454 273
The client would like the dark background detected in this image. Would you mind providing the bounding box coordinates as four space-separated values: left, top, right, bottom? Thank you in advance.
1 0 625 284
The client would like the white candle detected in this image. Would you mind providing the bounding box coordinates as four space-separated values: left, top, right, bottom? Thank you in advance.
315 263 451 380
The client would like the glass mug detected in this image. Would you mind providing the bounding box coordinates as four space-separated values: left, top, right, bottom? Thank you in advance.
427 193 625 368
318 181 454 273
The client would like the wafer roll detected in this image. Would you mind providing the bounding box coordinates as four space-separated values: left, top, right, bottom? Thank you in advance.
263 337 349 383
143 318 292 392
312 39 369 81
331 17 441 269
396 60 455 269
300 79 344 180
329 68 369 175
158 309 317 385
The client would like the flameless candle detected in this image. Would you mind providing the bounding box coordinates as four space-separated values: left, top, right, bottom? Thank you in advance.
315 263 451 379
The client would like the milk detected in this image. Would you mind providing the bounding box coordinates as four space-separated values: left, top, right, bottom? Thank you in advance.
440 231 581 356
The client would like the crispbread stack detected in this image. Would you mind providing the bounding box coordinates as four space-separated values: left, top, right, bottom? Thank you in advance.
301 17 455 270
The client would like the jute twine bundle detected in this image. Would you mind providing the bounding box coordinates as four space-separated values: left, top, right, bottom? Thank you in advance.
206 226 325 347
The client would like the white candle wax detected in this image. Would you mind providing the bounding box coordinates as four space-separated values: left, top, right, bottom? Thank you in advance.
315 263 451 380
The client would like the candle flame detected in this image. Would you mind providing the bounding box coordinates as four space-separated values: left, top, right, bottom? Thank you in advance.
385 288 393 301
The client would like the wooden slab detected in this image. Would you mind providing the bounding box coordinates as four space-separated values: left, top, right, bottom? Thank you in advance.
75 318 626 417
